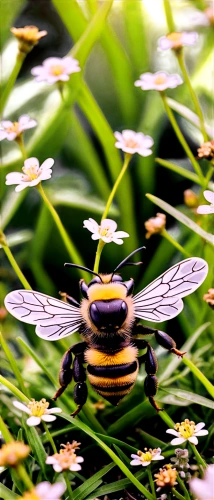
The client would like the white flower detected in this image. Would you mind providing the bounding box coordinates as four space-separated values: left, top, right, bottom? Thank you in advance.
0 115 37 141
46 452 84 472
197 190 214 215
130 448 164 467
6 157 54 192
158 32 198 51
31 56 81 84
166 419 208 446
189 464 214 500
189 7 214 27
13 398 62 427
114 130 154 157
135 72 183 91
22 481 66 500
83 218 129 245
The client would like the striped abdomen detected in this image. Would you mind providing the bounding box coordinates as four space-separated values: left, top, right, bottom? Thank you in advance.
85 345 139 406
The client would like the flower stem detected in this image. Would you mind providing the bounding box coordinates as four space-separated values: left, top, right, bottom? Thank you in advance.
0 231 32 289
177 474 191 500
0 417 34 491
162 0 176 32
161 229 191 258
64 471 73 499
190 444 207 469
36 183 87 280
0 332 29 397
16 134 27 160
147 466 156 499
93 239 105 273
0 52 26 114
42 422 57 454
16 464 34 491
93 153 132 273
172 487 186 500
160 93 204 185
101 153 132 220
176 51 208 142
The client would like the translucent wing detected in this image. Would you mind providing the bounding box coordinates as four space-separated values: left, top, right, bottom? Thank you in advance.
133 258 208 323
4 290 82 340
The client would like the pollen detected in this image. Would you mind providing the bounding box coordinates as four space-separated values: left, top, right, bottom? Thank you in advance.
27 398 49 417
22 164 39 181
154 464 177 488
138 449 153 462
5 122 20 135
174 419 196 439
154 75 167 85
50 64 64 76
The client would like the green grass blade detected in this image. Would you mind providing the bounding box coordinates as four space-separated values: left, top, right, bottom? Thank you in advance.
59 413 154 500
146 194 214 245
0 332 29 397
182 357 214 398
160 387 214 409
73 462 115 500
155 158 204 186
0 484 19 500
22 421 47 477
167 97 213 138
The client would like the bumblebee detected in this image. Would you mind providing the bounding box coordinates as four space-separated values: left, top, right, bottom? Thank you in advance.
5 247 208 415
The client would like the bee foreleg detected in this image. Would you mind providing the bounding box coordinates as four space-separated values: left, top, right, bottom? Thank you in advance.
144 343 162 412
71 352 88 417
52 347 73 400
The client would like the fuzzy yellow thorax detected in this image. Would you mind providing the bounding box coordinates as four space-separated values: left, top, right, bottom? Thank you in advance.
87 283 126 302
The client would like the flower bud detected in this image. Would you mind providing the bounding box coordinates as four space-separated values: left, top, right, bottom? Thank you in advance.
144 213 166 239
11 26 47 54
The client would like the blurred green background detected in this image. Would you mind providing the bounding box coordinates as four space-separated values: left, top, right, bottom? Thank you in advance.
0 0 213 421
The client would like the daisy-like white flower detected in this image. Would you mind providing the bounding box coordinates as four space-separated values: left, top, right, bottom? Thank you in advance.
158 31 198 51
166 419 208 446
13 398 62 426
6 157 54 192
135 72 183 92
20 481 66 500
114 130 154 157
46 441 84 472
31 56 81 84
189 464 214 500
197 190 214 214
83 218 129 245
0 115 37 142
130 448 164 467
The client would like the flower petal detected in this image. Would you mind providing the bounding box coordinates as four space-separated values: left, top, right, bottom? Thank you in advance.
46 482 66 499
101 219 117 232
69 463 82 471
130 459 142 466
41 414 56 422
13 401 31 414
197 205 214 214
195 422 206 431
194 430 208 437
170 437 186 445
166 429 180 437
6 172 24 185
26 416 41 426
46 407 62 414
46 456 58 464
40 158 54 171
15 183 29 192
53 463 63 472
76 456 84 463
204 190 214 204
190 477 207 500
188 436 198 445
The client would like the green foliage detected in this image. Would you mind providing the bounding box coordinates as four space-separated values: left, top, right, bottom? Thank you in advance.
1 0 213 499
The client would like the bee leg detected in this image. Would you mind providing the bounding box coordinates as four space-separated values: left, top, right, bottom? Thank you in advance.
71 353 88 417
144 343 162 412
52 347 73 400
154 330 186 357
58 292 80 308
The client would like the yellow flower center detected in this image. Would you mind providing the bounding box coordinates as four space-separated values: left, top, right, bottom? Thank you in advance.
50 64 63 76
99 226 112 237
154 75 166 85
175 419 196 439
6 122 20 135
21 493 40 500
125 138 138 148
167 32 183 46
22 165 39 181
138 450 153 463
27 398 49 417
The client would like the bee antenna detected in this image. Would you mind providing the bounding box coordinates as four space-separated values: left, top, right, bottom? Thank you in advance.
113 246 146 273
64 263 101 279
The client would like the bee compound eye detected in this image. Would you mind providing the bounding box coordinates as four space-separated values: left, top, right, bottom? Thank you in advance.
119 301 128 323
90 303 101 327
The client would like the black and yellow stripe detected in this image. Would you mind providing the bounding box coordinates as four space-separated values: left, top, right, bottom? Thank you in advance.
85 346 139 405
